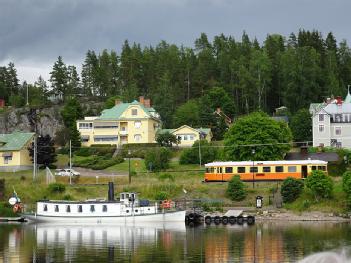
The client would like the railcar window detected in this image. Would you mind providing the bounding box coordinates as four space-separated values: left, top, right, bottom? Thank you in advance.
318 166 326 171
263 167 271 173
54 205 59 212
206 168 210 173
275 166 284 172
312 166 317 170
102 205 108 212
288 166 297 172
43 204 47 211
217 167 222 173
237 167 246 173
250 167 258 173
66 205 71 213
78 205 83 213
225 167 233 173
90 205 95 212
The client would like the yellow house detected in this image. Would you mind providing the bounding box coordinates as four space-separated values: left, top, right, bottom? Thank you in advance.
77 97 161 147
0 132 34 172
159 125 212 147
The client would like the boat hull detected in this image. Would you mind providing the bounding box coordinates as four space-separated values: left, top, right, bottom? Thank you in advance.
24 210 186 224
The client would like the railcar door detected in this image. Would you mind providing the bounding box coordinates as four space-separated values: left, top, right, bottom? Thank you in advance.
301 165 308 178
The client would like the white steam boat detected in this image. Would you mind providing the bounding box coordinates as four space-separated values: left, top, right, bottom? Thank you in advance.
24 183 185 223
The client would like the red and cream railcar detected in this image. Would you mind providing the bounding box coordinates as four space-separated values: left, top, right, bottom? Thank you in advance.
204 160 328 182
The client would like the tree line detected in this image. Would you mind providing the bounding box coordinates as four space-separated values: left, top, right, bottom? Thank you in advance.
1 29 351 130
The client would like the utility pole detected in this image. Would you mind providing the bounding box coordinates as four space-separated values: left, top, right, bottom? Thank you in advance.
33 134 37 181
69 140 72 185
26 84 29 106
198 139 202 167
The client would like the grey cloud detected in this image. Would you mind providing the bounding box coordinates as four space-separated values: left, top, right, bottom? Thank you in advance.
0 0 350 82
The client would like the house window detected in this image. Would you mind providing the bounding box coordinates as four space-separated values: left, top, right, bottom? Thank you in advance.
335 127 341 135
335 114 342 122
319 114 324 121
102 205 108 212
237 167 246 173
275 166 284 173
319 125 324 132
225 167 233 173
263 167 271 173
336 142 342 148
189 135 195 140
79 123 93 129
78 205 83 213
134 121 141 129
134 134 142 142
288 166 297 173
4 156 12 164
132 109 138 116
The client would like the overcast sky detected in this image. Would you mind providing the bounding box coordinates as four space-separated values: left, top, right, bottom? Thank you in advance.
0 0 350 84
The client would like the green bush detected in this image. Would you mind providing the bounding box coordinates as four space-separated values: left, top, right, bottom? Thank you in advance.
73 155 124 170
48 183 66 193
281 177 304 203
0 202 17 217
306 170 333 200
226 175 247 201
75 147 96 157
154 191 168 201
342 171 351 195
0 179 5 200
144 147 172 172
179 140 218 165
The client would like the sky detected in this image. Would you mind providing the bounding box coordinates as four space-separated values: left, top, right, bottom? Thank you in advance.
0 0 350 84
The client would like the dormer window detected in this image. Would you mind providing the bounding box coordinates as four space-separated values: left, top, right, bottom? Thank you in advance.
319 114 324 122
132 109 138 116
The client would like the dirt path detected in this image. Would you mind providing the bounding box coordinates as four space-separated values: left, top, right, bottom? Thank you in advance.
73 167 128 177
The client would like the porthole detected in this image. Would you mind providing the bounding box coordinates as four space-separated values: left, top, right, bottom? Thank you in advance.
135 209 138 213
126 210 129 213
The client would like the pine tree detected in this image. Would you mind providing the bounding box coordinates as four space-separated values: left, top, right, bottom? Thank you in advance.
50 56 69 101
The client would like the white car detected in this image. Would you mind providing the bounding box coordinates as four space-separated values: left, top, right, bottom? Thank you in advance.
55 169 80 176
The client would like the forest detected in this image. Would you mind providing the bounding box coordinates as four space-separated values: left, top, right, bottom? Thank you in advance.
1 29 351 131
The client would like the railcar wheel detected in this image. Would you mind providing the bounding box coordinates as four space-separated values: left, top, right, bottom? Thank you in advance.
229 216 236 225
222 216 228 225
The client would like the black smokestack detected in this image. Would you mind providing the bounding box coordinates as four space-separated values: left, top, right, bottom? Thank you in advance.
108 182 114 201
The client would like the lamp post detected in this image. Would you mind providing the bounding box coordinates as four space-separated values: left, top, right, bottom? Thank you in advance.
128 150 131 184
252 149 255 188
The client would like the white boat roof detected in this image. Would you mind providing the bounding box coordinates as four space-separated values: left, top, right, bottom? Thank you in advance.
205 160 328 167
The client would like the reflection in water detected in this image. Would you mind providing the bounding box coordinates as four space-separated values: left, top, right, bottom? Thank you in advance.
1 222 351 262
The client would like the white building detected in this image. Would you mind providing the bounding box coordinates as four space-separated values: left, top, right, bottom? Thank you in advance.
310 89 351 148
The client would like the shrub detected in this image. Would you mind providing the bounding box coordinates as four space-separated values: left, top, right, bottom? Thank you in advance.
0 179 4 200
305 170 333 200
281 177 304 203
179 140 218 165
342 171 351 195
144 147 172 172
0 202 16 217
154 191 168 201
226 175 247 201
75 147 96 157
63 194 73 200
48 183 66 193
73 155 124 170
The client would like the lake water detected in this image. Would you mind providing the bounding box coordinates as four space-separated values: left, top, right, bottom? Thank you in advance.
1 221 351 262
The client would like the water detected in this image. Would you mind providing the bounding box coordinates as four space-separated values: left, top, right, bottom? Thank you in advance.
1 221 351 262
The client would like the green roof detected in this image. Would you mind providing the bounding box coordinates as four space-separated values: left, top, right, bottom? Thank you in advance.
0 132 34 151
97 100 155 120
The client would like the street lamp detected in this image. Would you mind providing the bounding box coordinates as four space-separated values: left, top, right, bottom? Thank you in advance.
128 150 131 184
252 149 256 188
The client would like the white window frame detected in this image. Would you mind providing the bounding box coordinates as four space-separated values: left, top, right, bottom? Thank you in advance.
319 124 324 132
134 134 142 142
319 114 324 122
4 156 12 164
335 126 341 135
79 123 93 129
134 121 142 129
131 109 138 116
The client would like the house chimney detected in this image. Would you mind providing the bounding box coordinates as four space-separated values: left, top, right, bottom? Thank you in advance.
144 99 151 108
336 96 343 105
139 96 145 105
115 99 122 106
